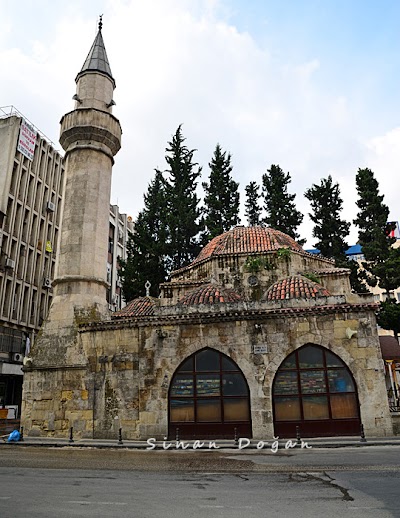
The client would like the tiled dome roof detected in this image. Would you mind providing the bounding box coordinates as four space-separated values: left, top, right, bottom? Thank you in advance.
265 276 331 301
190 226 305 265
179 283 242 305
112 296 159 318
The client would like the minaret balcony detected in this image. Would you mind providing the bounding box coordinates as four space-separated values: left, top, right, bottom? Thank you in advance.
60 108 122 159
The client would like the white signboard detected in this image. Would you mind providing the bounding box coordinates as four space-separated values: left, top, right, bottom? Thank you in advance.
17 118 36 161
253 345 268 354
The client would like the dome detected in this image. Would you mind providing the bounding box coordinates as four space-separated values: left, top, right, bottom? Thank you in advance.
264 275 331 301
184 226 305 271
112 296 159 318
179 283 242 305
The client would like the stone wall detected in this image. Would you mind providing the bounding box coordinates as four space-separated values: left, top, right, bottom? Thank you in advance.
22 302 392 439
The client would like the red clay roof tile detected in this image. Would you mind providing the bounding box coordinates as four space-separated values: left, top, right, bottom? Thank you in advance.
179 283 242 305
112 296 159 318
265 275 331 301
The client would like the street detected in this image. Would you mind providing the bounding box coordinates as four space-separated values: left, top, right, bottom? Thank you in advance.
0 446 399 517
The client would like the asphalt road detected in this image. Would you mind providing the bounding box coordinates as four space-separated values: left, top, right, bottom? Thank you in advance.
0 446 399 517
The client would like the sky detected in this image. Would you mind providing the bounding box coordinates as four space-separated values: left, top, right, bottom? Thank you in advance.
1 0 400 248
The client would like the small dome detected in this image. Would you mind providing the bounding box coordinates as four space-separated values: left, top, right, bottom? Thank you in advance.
112 296 158 318
264 275 331 301
179 283 242 305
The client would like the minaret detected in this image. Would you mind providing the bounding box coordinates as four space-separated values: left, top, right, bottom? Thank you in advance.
57 17 121 315
26 18 121 367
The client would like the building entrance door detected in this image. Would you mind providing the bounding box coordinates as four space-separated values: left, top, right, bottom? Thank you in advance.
169 348 252 439
273 344 361 438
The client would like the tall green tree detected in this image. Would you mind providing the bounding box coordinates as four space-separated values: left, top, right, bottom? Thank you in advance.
305 175 350 263
244 181 262 226
376 299 400 342
305 175 367 293
163 125 203 272
118 171 168 301
202 144 240 240
353 167 400 295
262 164 304 242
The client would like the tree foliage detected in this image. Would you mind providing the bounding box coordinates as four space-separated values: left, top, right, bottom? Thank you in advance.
163 125 204 272
262 164 304 242
244 181 262 226
305 175 350 262
354 168 400 295
202 144 240 240
376 299 400 342
118 170 168 301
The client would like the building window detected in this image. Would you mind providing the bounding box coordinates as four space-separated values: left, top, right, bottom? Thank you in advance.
169 348 251 439
273 344 360 438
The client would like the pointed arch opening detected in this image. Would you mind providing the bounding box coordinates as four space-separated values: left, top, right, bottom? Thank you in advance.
168 348 252 439
272 344 361 438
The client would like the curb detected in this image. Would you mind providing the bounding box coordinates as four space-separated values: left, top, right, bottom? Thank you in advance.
2 439 400 450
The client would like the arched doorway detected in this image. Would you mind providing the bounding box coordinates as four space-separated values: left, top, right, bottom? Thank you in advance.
168 348 252 439
272 344 361 438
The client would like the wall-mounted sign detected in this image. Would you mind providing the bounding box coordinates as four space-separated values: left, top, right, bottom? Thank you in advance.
253 345 268 354
17 118 36 161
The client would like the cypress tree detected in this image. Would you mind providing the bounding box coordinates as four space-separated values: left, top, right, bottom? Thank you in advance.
305 175 368 293
118 171 168 301
304 175 350 263
202 144 240 240
163 125 203 272
262 164 304 242
244 181 262 226
353 167 400 295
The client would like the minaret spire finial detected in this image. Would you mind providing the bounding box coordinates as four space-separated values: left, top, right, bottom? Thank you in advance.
98 14 103 31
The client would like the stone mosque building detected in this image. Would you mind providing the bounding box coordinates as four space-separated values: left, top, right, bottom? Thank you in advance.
21 22 392 440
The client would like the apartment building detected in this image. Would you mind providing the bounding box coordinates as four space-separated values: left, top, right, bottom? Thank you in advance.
107 204 134 311
0 107 64 414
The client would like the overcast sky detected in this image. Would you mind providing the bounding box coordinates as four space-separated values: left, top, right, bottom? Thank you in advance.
1 0 400 247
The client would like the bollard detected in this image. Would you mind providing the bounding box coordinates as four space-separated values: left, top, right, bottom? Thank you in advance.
69 427 74 444
360 423 367 443
234 427 239 446
19 426 24 442
175 427 180 442
296 426 301 446
118 427 123 445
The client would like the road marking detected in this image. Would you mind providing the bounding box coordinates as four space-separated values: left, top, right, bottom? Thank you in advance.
66 501 127 506
0 497 11 500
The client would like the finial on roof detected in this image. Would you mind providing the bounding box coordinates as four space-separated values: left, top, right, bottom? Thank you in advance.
145 281 151 297
98 14 103 31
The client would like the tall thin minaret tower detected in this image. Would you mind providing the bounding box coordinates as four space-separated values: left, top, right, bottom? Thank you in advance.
25 18 121 368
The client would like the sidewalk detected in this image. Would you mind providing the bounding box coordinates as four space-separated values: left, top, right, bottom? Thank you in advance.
2 434 400 449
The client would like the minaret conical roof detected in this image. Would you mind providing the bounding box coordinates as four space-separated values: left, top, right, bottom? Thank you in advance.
76 23 115 85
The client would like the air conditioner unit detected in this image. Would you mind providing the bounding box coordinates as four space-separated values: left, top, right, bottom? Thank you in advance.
112 295 118 304
46 201 56 212
43 278 52 288
12 353 23 362
116 279 122 288
6 258 15 269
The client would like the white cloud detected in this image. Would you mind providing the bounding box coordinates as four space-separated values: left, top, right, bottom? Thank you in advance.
1 0 398 248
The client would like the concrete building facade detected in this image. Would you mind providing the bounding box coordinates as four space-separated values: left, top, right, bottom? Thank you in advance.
0 108 64 416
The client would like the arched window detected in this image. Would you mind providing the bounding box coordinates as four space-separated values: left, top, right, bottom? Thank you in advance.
273 344 361 438
169 348 252 439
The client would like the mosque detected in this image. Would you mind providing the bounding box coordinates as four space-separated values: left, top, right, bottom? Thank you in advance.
21 22 392 440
